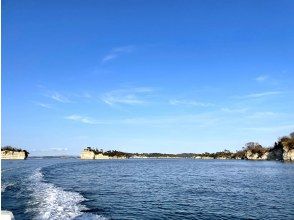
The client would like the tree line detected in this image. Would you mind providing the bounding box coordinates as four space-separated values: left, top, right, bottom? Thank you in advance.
84 132 294 159
1 146 30 157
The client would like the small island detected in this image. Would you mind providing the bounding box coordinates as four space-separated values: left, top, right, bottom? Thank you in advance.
81 147 131 159
194 132 294 161
80 132 294 161
1 146 29 160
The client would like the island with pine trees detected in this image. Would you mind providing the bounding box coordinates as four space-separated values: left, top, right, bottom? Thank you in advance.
80 132 294 161
1 146 29 160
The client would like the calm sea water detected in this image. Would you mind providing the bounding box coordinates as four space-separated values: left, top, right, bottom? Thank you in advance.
1 159 294 220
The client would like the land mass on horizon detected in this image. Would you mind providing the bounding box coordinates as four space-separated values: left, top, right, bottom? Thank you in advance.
80 132 294 161
2 132 293 161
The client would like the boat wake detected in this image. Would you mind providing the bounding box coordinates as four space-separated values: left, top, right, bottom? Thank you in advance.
1 182 14 192
27 168 107 220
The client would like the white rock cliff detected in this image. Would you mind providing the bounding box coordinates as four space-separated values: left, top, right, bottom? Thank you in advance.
1 150 28 160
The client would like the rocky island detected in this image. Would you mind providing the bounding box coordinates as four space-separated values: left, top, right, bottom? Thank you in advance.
188 132 294 161
80 132 294 162
80 147 130 159
203 132 294 161
1 146 29 160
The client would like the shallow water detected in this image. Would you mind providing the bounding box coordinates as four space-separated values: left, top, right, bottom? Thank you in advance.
1 159 294 219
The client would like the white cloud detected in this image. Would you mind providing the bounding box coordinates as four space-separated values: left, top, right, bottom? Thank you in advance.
49 147 68 151
245 91 282 98
102 45 134 63
244 124 294 132
65 115 100 124
49 92 70 103
246 111 279 119
101 87 154 106
221 108 248 113
255 75 268 82
102 94 145 105
64 113 220 128
102 54 118 63
34 102 52 109
238 91 282 99
38 86 71 103
169 99 214 107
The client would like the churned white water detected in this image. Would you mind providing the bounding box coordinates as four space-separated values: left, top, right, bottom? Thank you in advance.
1 182 14 192
27 168 106 220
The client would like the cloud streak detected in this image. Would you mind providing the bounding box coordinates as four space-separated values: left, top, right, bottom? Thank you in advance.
255 75 268 82
64 113 220 128
48 92 71 103
102 45 134 63
49 147 68 151
65 115 100 124
34 102 53 109
169 99 214 107
101 87 154 106
244 91 282 98
234 91 282 99
221 108 248 113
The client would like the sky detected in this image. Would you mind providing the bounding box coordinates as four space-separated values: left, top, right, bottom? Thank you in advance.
2 0 294 156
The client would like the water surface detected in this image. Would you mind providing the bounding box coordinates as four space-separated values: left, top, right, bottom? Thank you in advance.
2 159 294 219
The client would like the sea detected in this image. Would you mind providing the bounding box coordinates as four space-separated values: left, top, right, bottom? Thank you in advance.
1 158 294 220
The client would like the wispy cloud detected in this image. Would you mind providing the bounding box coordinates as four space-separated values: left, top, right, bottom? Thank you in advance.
235 91 282 99
63 110 289 130
102 45 134 63
64 113 220 128
169 99 214 107
246 111 279 119
244 124 294 132
38 85 72 103
65 115 100 124
101 87 154 106
244 91 282 98
48 92 71 103
49 147 68 151
255 75 268 82
120 114 219 127
102 54 118 63
34 102 53 109
221 107 248 113
102 94 145 105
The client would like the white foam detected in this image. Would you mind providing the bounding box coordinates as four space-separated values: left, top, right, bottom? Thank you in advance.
27 168 107 220
1 168 14 173
1 183 14 192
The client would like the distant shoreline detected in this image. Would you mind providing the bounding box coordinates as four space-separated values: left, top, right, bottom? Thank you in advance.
80 132 294 161
2 132 293 161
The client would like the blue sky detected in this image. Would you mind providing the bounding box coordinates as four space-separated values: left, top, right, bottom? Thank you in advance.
2 0 294 156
